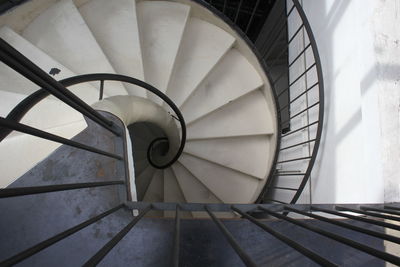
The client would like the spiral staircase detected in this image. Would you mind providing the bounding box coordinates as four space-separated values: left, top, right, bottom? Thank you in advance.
0 0 277 210
1 0 400 266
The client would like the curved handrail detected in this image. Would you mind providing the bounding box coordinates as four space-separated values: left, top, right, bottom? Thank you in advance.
286 0 324 204
201 0 324 204
261 0 324 204
0 73 186 169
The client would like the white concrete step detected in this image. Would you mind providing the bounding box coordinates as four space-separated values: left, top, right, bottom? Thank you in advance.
187 90 274 139
0 26 99 103
135 165 156 200
0 90 84 140
171 162 222 217
180 49 264 124
184 135 272 179
143 170 164 217
179 153 262 203
171 162 235 218
143 170 164 202
134 158 149 176
171 162 221 203
21 0 127 96
0 90 26 118
0 120 87 188
165 17 235 108
163 167 186 217
136 1 190 103
79 0 146 98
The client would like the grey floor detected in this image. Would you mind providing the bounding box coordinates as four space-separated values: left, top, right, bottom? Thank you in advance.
0 113 386 267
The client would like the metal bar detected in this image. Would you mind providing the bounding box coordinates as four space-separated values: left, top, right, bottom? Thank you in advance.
83 205 152 266
271 65 289 86
99 79 104 100
289 43 312 68
265 199 288 204
232 206 337 267
288 62 316 86
289 0 325 205
279 82 319 111
263 20 288 60
336 206 400 222
0 117 123 160
276 63 317 99
0 89 49 142
0 204 124 266
360 206 400 216
262 3 295 60
173 205 181 267
205 206 257 267
245 0 261 34
210 1 265 17
125 201 400 214
270 186 297 191
286 3 296 17
222 0 227 13
259 207 400 265
272 60 316 91
234 0 243 24
282 121 319 138
274 172 306 176
0 39 120 136
311 206 400 232
280 139 316 151
288 24 305 44
54 73 186 169
384 205 400 211
0 49 119 136
280 102 320 125
0 181 124 198
277 156 312 164
259 7 287 52
267 24 304 71
285 206 400 245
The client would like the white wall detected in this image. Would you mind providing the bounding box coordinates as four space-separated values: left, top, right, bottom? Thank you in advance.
298 0 400 203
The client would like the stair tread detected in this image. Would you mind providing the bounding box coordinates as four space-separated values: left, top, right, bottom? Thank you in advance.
165 17 235 108
163 168 187 217
181 49 264 124
0 26 99 103
143 170 164 202
22 0 127 96
136 165 157 200
171 162 236 218
171 162 221 203
184 135 272 179
163 168 186 203
179 153 262 203
79 0 146 97
187 90 275 139
134 158 149 177
136 1 190 103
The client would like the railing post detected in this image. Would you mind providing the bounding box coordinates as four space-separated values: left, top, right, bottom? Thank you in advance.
0 38 121 136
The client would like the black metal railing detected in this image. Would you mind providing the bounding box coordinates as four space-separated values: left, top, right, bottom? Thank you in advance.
0 40 186 170
203 0 325 205
2 198 400 265
262 0 324 205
